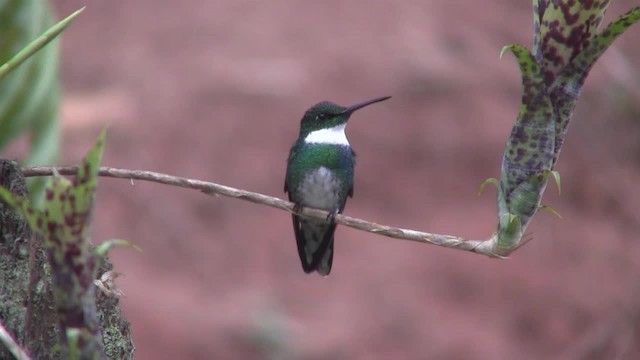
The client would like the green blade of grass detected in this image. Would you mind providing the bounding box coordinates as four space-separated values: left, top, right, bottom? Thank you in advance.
0 6 84 81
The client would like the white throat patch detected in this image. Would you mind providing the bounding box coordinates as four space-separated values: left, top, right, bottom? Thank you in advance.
304 124 349 145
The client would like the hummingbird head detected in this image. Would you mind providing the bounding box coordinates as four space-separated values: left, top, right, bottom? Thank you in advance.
299 96 391 144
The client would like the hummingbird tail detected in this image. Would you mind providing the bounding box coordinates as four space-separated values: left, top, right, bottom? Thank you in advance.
293 216 335 275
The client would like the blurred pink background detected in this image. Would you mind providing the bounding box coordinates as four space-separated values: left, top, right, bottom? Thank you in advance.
39 1 640 358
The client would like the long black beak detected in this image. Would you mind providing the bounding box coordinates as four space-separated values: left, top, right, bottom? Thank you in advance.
341 96 391 114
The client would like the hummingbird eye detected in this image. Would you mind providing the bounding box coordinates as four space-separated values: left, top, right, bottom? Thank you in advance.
316 113 328 121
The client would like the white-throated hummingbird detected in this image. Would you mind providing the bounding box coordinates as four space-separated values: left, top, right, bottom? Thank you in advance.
284 96 391 275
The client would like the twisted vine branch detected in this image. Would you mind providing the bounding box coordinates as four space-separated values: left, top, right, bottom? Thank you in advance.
22 166 508 257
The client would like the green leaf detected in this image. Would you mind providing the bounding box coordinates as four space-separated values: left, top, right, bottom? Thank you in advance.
41 130 108 357
95 239 142 257
0 184 46 233
539 204 562 218
505 173 545 218
43 174 73 233
545 7 640 169
70 127 107 215
0 7 85 80
569 7 640 76
535 1 611 82
0 4 84 202
0 129 111 359
66 328 80 360
478 177 498 195
499 43 556 203
501 44 539 74
495 212 523 254
550 170 561 194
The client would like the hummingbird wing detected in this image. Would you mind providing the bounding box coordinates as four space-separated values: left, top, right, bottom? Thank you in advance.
285 142 317 272
285 185 320 273
307 222 336 275
285 188 337 275
349 148 355 197
291 215 317 273
284 159 314 272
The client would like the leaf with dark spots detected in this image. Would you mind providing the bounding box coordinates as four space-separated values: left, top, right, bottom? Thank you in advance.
532 0 551 62
537 0 611 83
72 128 107 211
0 128 111 358
47 221 57 234
44 175 72 226
66 242 82 258
545 6 640 163
561 6 640 77
490 1 638 257
0 186 47 234
499 44 555 201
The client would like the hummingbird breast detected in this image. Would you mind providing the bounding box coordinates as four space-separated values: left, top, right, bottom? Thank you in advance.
298 166 344 210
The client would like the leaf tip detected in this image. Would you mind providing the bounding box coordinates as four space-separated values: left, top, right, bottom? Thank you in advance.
539 204 562 218
479 177 499 195
499 45 513 59
550 170 561 195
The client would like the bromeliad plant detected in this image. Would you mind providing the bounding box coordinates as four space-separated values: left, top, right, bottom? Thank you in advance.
0 129 136 359
482 1 640 256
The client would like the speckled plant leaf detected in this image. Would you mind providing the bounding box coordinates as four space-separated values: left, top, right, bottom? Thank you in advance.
496 212 522 255
495 171 553 253
40 128 105 250
0 129 108 359
61 125 107 246
492 44 556 251
490 1 639 256
532 0 546 61
0 181 46 232
499 44 555 196
549 6 640 159
534 0 611 85
558 5 640 80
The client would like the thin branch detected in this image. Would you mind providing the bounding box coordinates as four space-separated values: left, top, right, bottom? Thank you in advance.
22 166 503 257
0 318 31 360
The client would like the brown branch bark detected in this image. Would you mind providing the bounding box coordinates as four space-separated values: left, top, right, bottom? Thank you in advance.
22 166 507 257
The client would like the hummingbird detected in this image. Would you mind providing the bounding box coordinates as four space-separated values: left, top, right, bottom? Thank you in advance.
284 95 391 275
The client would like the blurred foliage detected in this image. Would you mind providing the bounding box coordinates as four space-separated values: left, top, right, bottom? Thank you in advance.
0 0 61 204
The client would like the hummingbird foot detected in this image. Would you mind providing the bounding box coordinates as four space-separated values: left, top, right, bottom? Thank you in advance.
292 202 304 214
293 203 339 224
326 208 339 224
